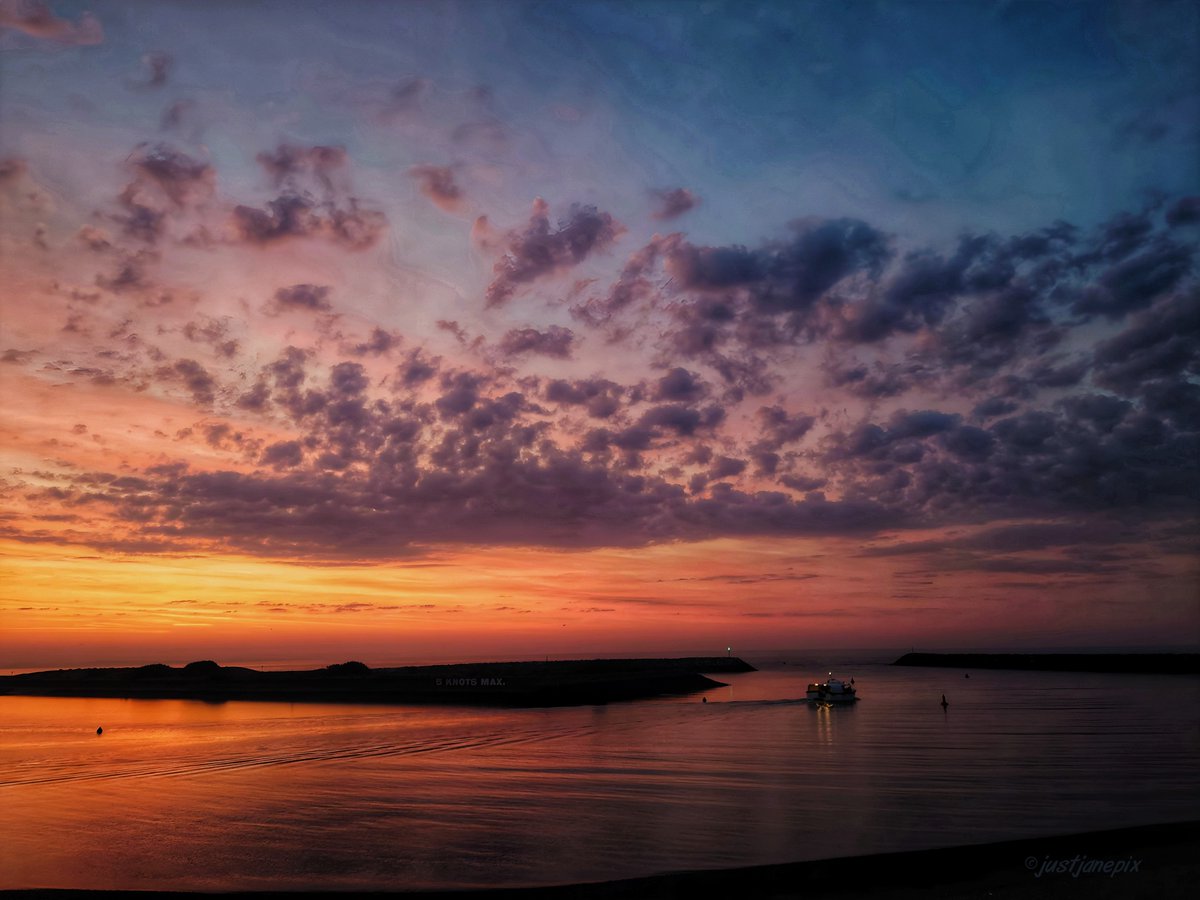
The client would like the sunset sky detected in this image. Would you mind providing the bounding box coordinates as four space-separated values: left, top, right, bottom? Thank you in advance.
1 0 1197 668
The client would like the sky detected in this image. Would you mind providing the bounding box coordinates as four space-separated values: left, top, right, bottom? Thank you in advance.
0 0 1197 668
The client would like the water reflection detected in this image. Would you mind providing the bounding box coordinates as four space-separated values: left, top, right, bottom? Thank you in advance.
0 665 1195 891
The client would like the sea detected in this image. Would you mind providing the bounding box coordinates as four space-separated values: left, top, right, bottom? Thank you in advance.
2 650 1197 891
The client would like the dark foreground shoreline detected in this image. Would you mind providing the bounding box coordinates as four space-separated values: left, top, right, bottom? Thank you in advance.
893 652 1200 675
0 657 755 707
3 820 1195 899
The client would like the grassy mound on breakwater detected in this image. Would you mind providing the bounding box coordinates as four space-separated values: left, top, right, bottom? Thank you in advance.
0 657 756 707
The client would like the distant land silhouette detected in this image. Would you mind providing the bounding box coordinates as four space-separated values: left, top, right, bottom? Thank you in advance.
893 652 1200 675
0 657 755 706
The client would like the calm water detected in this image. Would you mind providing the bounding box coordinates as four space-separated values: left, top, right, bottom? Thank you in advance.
2 655 1197 891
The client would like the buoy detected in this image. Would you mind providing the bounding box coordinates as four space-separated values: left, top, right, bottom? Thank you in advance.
702 697 707 704
96 726 103 735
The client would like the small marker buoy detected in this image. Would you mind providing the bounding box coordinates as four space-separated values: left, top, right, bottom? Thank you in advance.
702 697 707 704
96 727 103 735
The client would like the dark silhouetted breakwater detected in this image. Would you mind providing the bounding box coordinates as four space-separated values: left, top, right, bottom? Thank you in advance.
0 657 755 706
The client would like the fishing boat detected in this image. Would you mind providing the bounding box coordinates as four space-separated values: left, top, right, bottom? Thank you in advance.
806 675 858 704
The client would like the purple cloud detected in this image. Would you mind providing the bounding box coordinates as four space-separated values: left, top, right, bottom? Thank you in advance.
157 358 217 406
756 405 816 448
652 367 708 402
571 234 676 327
651 187 698 220
485 199 623 307
129 144 213 207
349 327 402 357
232 196 386 250
232 145 386 250
545 377 623 419
256 144 347 192
0 0 103 44
498 325 575 359
133 52 172 89
409 164 464 212
269 283 333 314
0 156 27 184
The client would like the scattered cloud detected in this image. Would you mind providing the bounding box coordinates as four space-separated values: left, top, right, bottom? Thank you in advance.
0 0 103 45
232 144 386 250
132 51 172 89
650 187 698 220
409 164 464 212
498 325 575 359
485 198 624 307
231 195 386 250
268 283 334 315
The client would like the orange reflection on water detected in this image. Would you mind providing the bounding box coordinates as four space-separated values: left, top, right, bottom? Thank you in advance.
2 668 1198 892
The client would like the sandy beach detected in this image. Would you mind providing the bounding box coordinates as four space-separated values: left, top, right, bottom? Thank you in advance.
2 820 1194 898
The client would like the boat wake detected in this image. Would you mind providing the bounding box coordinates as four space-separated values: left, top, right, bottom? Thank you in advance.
0 703 718 788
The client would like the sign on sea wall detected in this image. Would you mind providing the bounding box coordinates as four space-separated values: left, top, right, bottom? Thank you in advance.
434 676 507 687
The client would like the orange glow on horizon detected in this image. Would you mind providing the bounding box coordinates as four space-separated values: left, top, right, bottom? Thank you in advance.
3 532 1192 670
